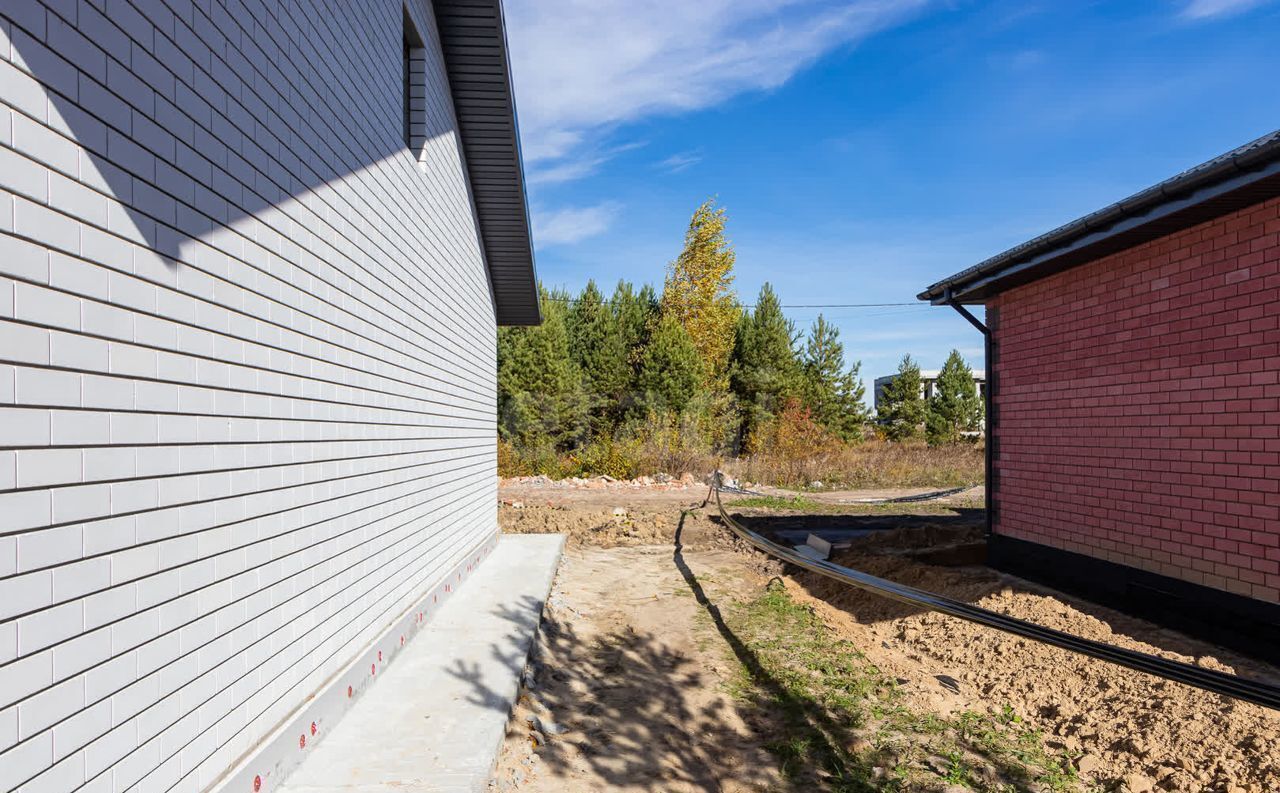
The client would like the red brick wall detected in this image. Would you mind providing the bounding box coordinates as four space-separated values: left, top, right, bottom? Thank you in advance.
991 195 1280 603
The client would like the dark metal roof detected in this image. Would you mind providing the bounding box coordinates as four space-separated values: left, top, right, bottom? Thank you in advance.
919 129 1280 305
434 0 541 325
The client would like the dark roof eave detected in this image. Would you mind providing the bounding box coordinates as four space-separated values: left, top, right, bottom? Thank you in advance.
434 0 541 326
919 130 1280 305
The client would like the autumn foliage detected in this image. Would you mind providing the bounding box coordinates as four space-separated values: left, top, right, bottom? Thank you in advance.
497 198 982 488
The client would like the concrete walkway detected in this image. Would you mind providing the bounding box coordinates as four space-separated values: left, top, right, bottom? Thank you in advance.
278 534 564 793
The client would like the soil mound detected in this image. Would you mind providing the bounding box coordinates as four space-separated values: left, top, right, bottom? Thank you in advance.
789 525 1280 791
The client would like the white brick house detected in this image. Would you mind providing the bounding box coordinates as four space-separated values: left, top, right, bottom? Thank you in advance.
0 2 538 793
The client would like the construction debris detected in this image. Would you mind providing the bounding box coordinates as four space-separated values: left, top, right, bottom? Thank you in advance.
500 472 702 491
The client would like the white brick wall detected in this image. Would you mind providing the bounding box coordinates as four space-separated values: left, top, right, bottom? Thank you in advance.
0 2 499 792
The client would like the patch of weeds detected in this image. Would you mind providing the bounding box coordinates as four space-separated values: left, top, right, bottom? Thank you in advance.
942 748 972 785
724 582 885 792
729 496 974 520
830 501 970 516
721 582 1083 792
730 494 829 511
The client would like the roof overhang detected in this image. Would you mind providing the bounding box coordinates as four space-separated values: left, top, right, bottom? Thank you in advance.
433 0 541 325
918 130 1280 306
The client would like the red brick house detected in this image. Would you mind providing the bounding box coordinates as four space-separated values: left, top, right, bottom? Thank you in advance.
920 130 1280 660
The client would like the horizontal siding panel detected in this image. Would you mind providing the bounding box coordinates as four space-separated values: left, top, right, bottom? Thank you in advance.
0 2 498 793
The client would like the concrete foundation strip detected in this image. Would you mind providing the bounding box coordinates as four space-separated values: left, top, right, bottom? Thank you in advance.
708 475 1280 710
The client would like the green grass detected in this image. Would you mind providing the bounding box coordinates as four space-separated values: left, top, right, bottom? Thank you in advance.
726 494 982 517
723 582 1089 792
729 494 829 511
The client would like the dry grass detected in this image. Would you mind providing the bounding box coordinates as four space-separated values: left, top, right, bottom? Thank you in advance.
500 436 983 491
726 439 983 490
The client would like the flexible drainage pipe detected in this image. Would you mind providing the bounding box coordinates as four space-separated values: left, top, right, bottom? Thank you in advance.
710 477 1280 710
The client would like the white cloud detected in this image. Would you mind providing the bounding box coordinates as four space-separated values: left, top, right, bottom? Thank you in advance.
527 141 648 186
526 156 607 187
1182 0 1273 19
504 0 926 177
657 151 703 173
532 201 622 245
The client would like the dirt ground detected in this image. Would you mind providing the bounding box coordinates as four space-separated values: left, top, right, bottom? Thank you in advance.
492 483 1280 793
491 544 784 792
498 474 984 511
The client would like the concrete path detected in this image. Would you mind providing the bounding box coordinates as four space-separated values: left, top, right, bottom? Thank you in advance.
278 534 564 793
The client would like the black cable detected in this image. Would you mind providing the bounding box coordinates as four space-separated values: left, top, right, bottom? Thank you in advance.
539 296 925 309
709 475 1280 710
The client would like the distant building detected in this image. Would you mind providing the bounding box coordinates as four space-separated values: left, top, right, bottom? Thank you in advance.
873 369 986 411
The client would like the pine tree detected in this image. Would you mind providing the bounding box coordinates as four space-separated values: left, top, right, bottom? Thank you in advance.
925 349 983 445
635 314 704 416
497 285 587 448
568 280 627 429
610 281 658 415
877 354 926 441
800 314 870 440
730 283 800 447
611 281 658 358
660 199 740 390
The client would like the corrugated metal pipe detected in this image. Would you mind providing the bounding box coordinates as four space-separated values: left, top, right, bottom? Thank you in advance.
708 474 1280 710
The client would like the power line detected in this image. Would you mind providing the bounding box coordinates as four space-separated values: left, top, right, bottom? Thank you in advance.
540 295 924 309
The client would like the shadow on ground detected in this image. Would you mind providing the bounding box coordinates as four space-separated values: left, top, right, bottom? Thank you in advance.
456 543 786 789
670 513 891 792
453 508 1076 791
728 508 985 536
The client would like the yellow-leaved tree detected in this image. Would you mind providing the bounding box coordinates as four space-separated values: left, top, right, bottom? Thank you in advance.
660 199 741 391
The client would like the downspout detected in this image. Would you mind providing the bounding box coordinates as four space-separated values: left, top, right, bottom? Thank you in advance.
942 291 994 539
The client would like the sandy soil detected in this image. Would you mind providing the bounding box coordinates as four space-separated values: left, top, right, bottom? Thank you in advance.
790 524 1280 792
494 485 1280 792
491 545 783 792
498 474 985 510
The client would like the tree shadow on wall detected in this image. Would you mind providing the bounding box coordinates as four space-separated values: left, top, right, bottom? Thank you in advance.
9 3 467 293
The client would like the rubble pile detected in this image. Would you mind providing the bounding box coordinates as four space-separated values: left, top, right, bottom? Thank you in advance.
500 472 705 491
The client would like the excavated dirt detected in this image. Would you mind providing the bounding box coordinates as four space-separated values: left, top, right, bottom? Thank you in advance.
498 503 735 550
787 524 1280 793
497 487 1280 792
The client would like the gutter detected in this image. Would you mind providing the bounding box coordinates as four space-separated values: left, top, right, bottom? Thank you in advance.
943 299 994 538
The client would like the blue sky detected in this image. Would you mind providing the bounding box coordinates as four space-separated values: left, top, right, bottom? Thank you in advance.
503 0 1280 386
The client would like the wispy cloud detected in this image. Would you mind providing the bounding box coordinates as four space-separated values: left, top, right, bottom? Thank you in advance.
532 202 622 245
1182 0 1274 19
657 151 703 173
505 0 927 178
527 141 648 186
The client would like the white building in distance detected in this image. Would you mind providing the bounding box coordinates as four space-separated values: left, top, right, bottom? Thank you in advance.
873 369 986 411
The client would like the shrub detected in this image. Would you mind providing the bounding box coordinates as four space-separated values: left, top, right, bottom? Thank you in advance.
730 437 982 490
566 435 645 480
741 399 843 487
